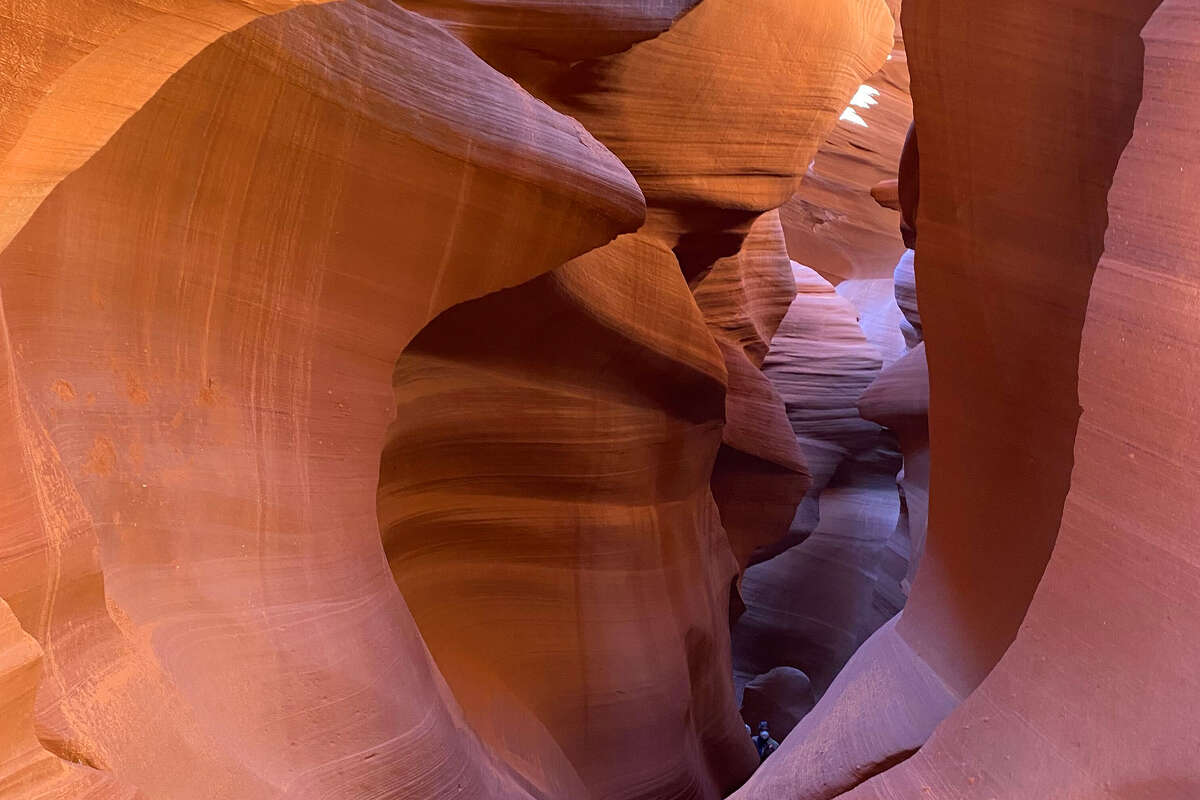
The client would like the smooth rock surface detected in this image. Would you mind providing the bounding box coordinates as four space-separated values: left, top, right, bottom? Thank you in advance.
0 3 641 797
738 667 816 743
780 0 912 285
0 0 335 261
380 235 749 800
837 2 1200 794
896 0 1163 700
378 2 892 797
732 266 903 701
742 0 1169 796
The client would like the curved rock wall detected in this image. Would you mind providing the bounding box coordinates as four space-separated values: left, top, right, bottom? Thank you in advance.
378 3 893 799
737 0 1174 797
898 0 1163 698
0 599 137 799
7 1 1185 798
0 2 644 797
381 238 740 800
0 1 335 261
838 2 1200 794
730 266 900 704
780 0 912 287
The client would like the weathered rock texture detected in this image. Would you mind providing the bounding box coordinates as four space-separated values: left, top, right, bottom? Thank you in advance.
380 237 743 800
724 0 920 741
836 1 1200 794
378 3 893 799
0 600 137 799
399 0 702 62
737 0 1175 797
731 266 903 703
0 1 336 263
780 0 912 286
695 212 810 572
9 0 1193 798
0 2 647 798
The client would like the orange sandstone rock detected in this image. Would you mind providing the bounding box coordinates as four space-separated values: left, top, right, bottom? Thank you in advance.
780 0 912 285
0 600 138 800
376 3 892 798
837 2 1200 794
0 2 641 797
739 0 1169 795
380 235 749 800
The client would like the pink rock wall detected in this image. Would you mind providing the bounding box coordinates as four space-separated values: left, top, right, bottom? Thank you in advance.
838 2 1200 794
738 0 1180 797
898 0 1163 698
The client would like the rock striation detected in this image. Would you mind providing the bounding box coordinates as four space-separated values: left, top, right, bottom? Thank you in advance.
0 1 338 265
835 1 1200 794
0 600 137 799
731 266 902 703
0 2 645 798
780 0 912 287
379 3 893 799
7 0 1193 798
738 0 1174 797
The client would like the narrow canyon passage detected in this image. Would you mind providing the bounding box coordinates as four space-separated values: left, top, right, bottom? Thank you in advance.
0 1 1198 799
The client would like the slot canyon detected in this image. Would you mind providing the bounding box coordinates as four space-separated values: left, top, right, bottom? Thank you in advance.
1 0 1198 798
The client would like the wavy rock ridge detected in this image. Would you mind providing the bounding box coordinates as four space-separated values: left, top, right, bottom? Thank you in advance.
380 2 892 798
0 2 644 797
739 0 1193 798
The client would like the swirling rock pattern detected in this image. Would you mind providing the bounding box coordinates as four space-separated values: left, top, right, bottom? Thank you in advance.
837 2 1200 794
377 2 892 798
780 0 912 285
0 2 642 797
694 212 810 571
731 266 903 703
0 600 137 800
739 0 1172 796
0 0 335 261
397 0 703 62
380 236 746 800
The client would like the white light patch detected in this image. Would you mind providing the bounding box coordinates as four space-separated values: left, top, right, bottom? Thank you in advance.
840 107 868 127
849 84 880 109
839 84 879 128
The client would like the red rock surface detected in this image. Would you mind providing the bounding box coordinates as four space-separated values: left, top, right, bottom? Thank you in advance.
896 0 1162 700
694 212 810 571
398 0 702 61
0 2 644 797
378 3 892 798
7 0 1194 798
780 0 912 286
0 1 336 262
835 3 1200 794
739 0 1174 796
731 266 903 702
382 238 750 800
770 4 1199 796
0 600 138 799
